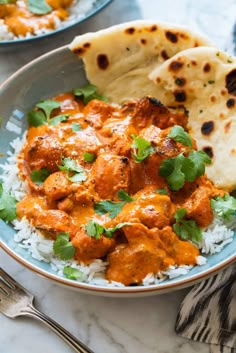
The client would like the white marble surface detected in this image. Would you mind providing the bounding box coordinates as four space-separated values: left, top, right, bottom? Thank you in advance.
0 1 235 352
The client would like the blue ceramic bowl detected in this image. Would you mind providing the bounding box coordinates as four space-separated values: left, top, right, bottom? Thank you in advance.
0 46 235 296
0 0 113 47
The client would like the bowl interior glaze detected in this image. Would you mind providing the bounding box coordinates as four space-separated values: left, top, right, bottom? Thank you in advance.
0 46 235 297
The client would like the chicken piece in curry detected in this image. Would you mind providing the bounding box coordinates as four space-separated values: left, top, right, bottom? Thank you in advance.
0 0 73 37
16 91 224 285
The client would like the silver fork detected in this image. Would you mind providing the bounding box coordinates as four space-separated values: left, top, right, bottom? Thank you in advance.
0 268 94 353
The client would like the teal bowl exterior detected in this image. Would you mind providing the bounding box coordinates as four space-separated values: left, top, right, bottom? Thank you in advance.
0 46 235 296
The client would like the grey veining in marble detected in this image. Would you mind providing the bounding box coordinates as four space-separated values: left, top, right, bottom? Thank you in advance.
0 0 235 352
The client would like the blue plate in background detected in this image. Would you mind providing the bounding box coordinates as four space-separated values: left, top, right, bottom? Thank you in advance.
0 0 113 47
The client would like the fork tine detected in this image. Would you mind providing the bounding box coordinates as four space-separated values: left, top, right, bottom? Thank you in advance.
0 279 11 295
0 268 17 289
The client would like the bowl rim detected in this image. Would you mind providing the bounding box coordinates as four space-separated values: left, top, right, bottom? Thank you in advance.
0 44 235 295
0 0 113 46
1 239 235 294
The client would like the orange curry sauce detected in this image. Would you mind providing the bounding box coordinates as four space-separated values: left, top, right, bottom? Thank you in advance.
0 0 73 37
17 93 224 285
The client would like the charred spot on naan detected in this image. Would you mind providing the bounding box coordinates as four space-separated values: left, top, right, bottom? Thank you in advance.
226 98 235 108
226 69 236 95
71 42 91 55
175 77 186 86
169 60 184 72
160 49 169 60
125 27 135 35
165 30 191 43
174 90 187 102
201 121 214 135
202 146 214 159
203 63 211 72
97 54 109 70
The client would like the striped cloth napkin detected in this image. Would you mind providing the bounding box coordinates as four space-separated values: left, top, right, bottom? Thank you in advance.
175 263 236 353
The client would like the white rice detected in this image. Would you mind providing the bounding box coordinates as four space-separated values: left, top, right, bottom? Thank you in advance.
0 0 96 41
0 136 235 287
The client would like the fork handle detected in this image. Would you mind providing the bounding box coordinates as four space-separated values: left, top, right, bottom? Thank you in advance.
22 304 94 353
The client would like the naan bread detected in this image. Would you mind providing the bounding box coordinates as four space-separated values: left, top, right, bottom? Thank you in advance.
69 20 210 103
149 47 236 191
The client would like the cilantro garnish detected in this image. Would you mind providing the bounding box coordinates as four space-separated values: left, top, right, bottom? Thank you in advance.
0 183 17 222
0 116 3 127
173 208 202 242
131 134 154 163
49 114 70 126
73 84 108 104
0 0 16 3
28 100 69 127
85 220 131 239
188 150 211 178
156 188 168 195
117 189 135 202
58 157 87 183
210 194 236 219
167 125 193 147
30 168 51 185
71 123 82 132
94 190 135 218
27 0 52 15
159 146 211 191
159 154 195 191
85 220 104 240
63 266 82 280
53 233 76 260
83 152 96 163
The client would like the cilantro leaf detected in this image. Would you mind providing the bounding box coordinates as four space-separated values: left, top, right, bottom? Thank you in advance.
83 152 96 163
49 114 70 126
131 134 154 163
28 100 61 127
159 149 211 191
28 110 46 127
63 266 82 280
71 123 82 132
0 0 16 3
53 232 76 260
117 189 135 202
27 0 52 15
167 125 193 147
188 150 211 178
210 194 236 219
85 220 105 239
58 157 87 183
181 157 196 182
36 100 61 120
0 183 17 222
94 200 125 219
173 208 202 242
30 168 51 185
85 220 131 239
104 222 131 238
159 154 186 191
94 190 134 218
156 188 168 195
73 84 108 104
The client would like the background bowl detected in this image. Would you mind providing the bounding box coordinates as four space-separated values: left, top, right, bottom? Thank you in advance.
0 45 235 297
0 0 113 47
